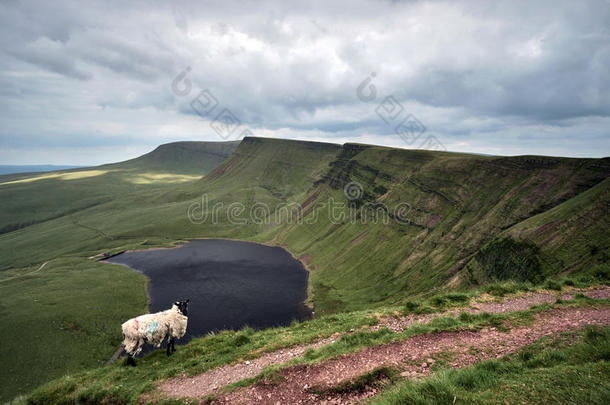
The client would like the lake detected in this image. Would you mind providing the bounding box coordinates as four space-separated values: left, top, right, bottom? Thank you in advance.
104 239 312 344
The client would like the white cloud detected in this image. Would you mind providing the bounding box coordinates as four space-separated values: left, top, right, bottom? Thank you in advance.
0 0 608 164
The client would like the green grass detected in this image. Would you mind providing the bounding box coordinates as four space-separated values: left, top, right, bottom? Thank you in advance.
371 325 610 404
298 303 547 366
25 296 607 404
0 258 148 403
0 141 238 402
25 309 381 404
401 294 471 316
0 141 237 237
480 280 535 297
0 137 608 400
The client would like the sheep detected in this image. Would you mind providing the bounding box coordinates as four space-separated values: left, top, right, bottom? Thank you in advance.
121 299 189 366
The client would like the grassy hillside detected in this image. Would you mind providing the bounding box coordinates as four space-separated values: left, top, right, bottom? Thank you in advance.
0 258 148 403
0 138 339 401
0 141 238 401
227 141 609 312
0 137 608 401
23 289 610 404
102 141 239 175
0 141 237 237
502 177 610 277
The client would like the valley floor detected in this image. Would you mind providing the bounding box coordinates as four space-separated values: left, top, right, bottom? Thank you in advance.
156 287 610 404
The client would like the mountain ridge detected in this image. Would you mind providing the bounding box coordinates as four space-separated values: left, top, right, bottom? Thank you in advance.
1 136 609 402
190 137 609 312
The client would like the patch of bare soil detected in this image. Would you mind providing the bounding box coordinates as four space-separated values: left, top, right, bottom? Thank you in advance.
208 154 241 179
157 287 610 403
347 231 368 248
299 254 312 265
301 188 322 211
583 286 610 300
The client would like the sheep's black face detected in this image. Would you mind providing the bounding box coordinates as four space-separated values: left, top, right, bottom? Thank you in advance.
175 299 189 316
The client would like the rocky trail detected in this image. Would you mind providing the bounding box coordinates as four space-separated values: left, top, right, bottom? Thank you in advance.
375 286 610 333
158 287 610 404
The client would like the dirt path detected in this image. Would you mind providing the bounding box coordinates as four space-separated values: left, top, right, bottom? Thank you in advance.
71 217 114 240
376 286 610 333
202 306 610 404
158 287 609 402
0 260 49 283
160 336 338 396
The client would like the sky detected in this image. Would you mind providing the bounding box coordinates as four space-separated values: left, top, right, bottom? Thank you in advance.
0 0 609 165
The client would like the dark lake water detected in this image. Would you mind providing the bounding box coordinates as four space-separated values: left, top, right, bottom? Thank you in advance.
104 239 311 345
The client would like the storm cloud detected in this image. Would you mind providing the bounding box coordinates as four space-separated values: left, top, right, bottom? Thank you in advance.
0 0 608 164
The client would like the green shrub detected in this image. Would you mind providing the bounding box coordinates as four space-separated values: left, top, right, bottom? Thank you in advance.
593 264 610 282
402 300 420 314
483 281 532 297
475 238 544 283
430 293 470 307
458 311 476 323
233 334 251 347
543 279 562 291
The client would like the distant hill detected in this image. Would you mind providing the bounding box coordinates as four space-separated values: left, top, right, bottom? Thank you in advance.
102 141 240 175
0 140 239 236
0 165 82 175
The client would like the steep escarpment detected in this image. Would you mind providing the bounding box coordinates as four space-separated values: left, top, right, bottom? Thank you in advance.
267 144 610 312
116 138 608 313
146 138 608 313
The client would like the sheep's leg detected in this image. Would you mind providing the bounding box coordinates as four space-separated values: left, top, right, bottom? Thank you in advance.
126 355 136 366
166 337 175 356
166 335 172 356
171 338 176 353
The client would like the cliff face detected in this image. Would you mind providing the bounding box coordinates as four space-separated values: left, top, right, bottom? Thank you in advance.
204 139 608 312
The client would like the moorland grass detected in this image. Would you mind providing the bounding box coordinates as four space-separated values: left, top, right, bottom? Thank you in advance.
2 138 608 401
25 309 380 404
0 139 341 400
0 258 148 403
25 294 608 404
371 325 610 404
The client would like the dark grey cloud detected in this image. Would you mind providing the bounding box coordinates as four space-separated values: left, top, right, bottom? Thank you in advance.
0 0 608 165
7 38 91 80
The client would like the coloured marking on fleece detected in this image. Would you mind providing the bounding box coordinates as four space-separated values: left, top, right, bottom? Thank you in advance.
146 321 159 337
